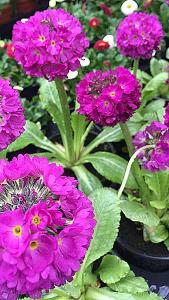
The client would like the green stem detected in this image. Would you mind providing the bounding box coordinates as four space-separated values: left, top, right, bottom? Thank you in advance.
81 121 94 149
118 144 155 199
133 59 139 77
55 78 75 163
120 123 150 201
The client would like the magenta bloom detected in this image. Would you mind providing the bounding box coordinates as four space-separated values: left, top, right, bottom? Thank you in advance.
164 103 169 126
0 155 95 299
166 0 169 6
0 78 25 151
116 12 163 59
12 9 89 80
133 119 169 172
76 67 141 126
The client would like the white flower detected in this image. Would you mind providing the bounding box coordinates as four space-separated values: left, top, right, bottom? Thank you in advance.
13 86 23 91
103 35 115 49
79 56 90 67
67 70 78 80
49 0 56 7
152 50 156 57
0 40 5 48
21 18 28 23
121 0 138 15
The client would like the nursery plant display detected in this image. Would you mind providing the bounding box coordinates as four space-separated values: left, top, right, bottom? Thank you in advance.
1 0 169 299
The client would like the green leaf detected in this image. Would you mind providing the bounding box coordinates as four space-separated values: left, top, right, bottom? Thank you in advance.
6 130 31 153
71 112 86 137
141 99 165 123
164 237 169 250
144 170 169 209
109 271 148 294
148 224 168 244
85 288 162 300
72 165 102 196
137 70 152 85
121 201 160 227
74 188 120 287
39 79 64 133
84 188 120 267
40 287 71 299
160 3 169 32
99 255 130 284
85 152 138 189
84 122 142 153
25 121 56 153
142 72 168 104
150 58 168 77
161 213 169 229
84 266 97 287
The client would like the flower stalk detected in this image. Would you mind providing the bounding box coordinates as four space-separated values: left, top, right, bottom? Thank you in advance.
120 123 151 201
55 78 75 164
118 144 155 199
133 59 139 77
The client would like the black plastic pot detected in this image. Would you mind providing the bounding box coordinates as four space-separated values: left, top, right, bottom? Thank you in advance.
115 215 169 272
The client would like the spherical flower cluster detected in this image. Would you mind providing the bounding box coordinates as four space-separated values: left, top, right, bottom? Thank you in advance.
133 107 169 171
0 155 95 299
89 17 100 28
0 78 25 151
116 12 163 59
12 9 89 80
99 3 112 16
94 40 109 51
76 67 141 126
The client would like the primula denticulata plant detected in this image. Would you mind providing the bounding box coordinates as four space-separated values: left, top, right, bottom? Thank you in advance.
0 4 169 300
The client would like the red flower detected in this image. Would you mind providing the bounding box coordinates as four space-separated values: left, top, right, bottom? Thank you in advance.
103 60 111 67
143 0 153 9
6 43 15 58
89 17 100 28
94 40 109 51
99 3 112 16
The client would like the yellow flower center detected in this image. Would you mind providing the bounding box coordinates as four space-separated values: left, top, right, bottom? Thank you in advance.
127 4 132 8
51 40 56 46
12 225 22 237
104 100 109 107
39 35 46 42
110 91 116 97
58 238 62 246
30 240 39 250
32 215 41 225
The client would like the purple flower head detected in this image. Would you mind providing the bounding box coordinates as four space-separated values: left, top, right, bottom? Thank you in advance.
12 9 89 80
116 12 164 59
133 119 169 172
0 78 25 151
166 0 169 6
164 103 169 127
76 67 141 126
0 154 96 299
